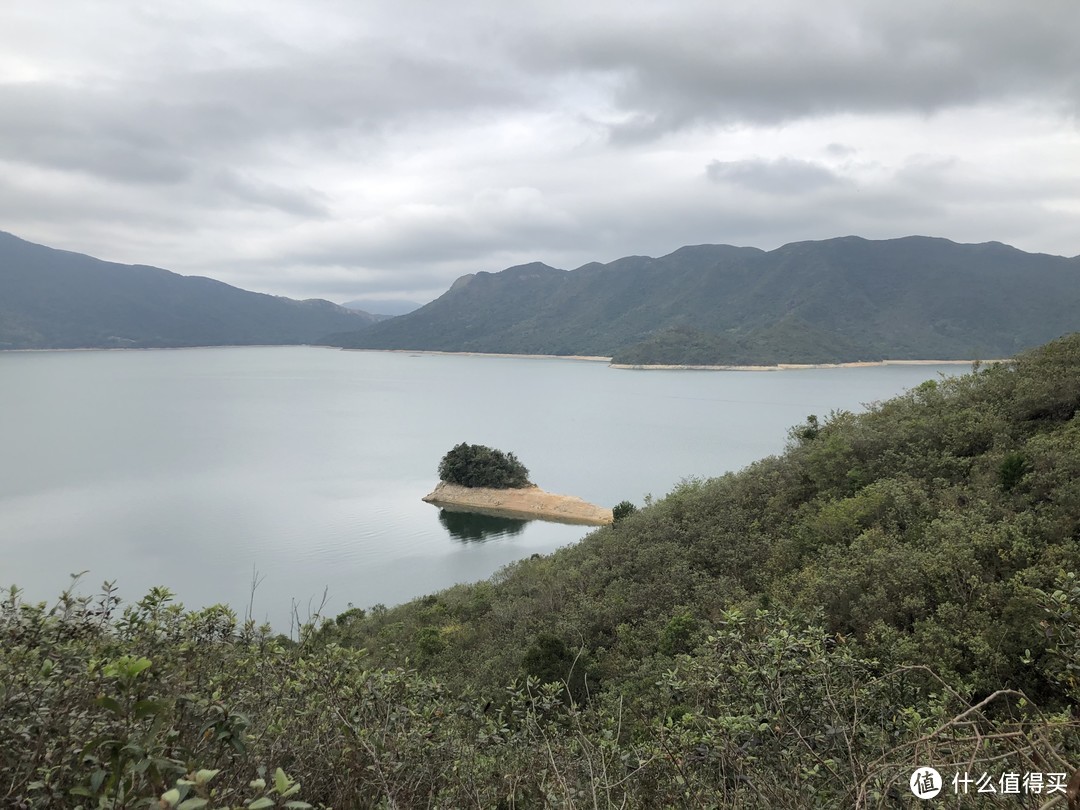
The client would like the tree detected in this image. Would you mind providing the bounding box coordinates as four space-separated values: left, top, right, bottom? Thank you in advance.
437 443 532 489
612 500 637 522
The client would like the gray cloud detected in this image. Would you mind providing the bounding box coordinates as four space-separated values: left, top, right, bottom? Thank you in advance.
825 143 857 158
0 85 196 184
211 171 329 218
524 1 1080 137
706 158 844 194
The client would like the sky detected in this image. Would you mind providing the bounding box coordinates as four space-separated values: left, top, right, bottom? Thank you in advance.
1 1 1078 305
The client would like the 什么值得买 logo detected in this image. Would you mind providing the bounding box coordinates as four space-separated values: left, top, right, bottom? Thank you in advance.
910 767 943 799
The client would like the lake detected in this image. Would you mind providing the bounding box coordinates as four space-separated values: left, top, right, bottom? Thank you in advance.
0 347 966 630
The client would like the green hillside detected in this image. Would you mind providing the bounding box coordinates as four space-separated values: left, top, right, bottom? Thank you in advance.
4 335 1079 806
0 232 377 349
324 236 1080 365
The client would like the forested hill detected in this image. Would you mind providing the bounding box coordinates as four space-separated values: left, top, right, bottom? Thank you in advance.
5 335 1079 806
328 331 1080 711
0 231 377 349
323 236 1080 364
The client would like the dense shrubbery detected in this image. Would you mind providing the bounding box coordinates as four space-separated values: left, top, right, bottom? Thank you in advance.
6 335 1080 807
3 582 1077 808
437 442 532 488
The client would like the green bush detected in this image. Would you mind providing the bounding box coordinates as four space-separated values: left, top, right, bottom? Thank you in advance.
522 632 592 704
999 450 1029 491
437 442 532 488
612 500 638 521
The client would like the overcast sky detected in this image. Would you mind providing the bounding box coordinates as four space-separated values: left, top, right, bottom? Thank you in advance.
2 1 1078 304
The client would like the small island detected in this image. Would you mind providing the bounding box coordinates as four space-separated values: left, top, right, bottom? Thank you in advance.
423 443 613 526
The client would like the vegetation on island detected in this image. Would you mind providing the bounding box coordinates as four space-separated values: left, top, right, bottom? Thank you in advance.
437 442 532 489
323 236 1080 365
4 335 1080 807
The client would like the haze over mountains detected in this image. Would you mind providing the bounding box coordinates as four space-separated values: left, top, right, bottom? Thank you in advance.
0 231 376 349
341 298 423 317
325 236 1080 365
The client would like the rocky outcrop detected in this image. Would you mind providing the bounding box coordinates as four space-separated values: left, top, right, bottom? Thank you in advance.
423 482 613 526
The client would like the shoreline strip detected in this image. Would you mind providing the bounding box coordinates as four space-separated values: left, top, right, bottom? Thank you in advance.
348 349 1007 370
2 344 1009 371
609 358 1007 371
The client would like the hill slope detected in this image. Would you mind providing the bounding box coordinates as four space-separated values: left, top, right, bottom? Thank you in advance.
331 333 1080 701
4 334 1078 806
0 231 377 349
324 236 1080 363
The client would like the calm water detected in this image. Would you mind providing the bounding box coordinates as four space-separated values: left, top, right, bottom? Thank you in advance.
0 347 964 629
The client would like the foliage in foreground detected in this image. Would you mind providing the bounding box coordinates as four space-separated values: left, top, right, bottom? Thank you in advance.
2 580 1078 808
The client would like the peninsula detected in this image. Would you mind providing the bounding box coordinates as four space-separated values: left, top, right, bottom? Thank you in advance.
426 442 613 525
423 481 613 526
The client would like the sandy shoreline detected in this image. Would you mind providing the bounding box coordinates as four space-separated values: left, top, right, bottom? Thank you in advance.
342 348 613 362
368 351 1008 371
346 348 1006 370
610 358 1007 371
423 482 613 526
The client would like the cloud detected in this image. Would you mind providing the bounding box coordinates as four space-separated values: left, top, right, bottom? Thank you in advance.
0 85 197 184
211 171 329 218
825 143 857 158
523 0 1080 137
706 158 844 194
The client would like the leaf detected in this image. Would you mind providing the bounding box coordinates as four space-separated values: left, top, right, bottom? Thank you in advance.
194 769 220 785
178 799 209 810
96 696 124 716
284 803 313 809
274 768 289 794
248 798 275 809
161 787 181 807
135 699 163 719
129 657 153 677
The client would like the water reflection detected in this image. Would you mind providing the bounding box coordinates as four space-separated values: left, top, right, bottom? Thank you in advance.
438 509 529 542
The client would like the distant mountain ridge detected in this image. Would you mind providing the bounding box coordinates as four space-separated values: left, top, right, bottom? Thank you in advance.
0 232 378 349
323 236 1080 364
341 298 423 317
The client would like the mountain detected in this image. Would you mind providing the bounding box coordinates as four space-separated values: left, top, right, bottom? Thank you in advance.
0 232 378 349
322 236 1080 364
341 298 423 317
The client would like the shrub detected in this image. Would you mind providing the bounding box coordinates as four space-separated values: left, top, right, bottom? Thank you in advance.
658 610 698 655
612 500 638 522
999 450 1029 492
437 443 532 489
522 632 592 704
